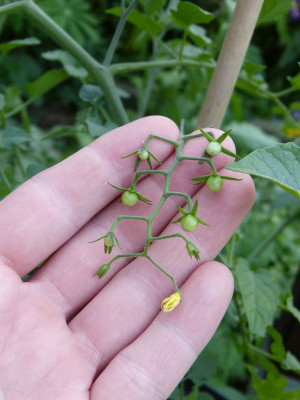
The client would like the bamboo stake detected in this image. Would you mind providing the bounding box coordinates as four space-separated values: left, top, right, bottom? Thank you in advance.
197 0 265 128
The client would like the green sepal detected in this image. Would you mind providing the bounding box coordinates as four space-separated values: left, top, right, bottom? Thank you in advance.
104 243 112 254
186 242 200 261
121 150 138 158
192 173 242 185
221 146 240 159
88 234 106 244
191 175 210 185
199 127 215 142
196 216 209 226
220 175 243 181
134 156 142 172
107 181 126 192
172 216 183 224
191 199 199 215
147 156 153 170
216 129 232 144
94 264 110 279
136 192 152 205
177 205 189 215
148 150 162 165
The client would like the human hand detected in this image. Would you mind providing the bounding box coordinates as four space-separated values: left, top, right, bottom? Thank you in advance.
0 117 255 399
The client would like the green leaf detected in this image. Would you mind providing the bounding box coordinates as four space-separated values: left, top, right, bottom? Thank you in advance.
226 122 279 151
268 326 285 362
86 118 117 138
188 25 211 46
26 163 44 178
288 72 300 91
170 1 214 29
252 368 300 400
226 143 300 199
282 352 300 374
283 293 300 323
106 8 161 36
258 0 294 25
0 126 30 149
0 37 40 55
0 93 4 110
42 50 88 78
144 0 167 15
235 259 279 337
79 84 103 103
24 69 69 99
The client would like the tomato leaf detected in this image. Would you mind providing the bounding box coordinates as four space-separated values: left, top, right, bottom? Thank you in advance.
226 143 300 199
170 2 214 29
25 69 69 99
234 259 280 337
258 0 294 25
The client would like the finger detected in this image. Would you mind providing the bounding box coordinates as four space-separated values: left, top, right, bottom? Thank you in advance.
0 116 179 276
90 261 234 400
31 129 236 318
68 172 254 375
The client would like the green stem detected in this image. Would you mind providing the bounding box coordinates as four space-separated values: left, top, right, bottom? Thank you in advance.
14 148 26 179
144 134 178 147
149 233 189 244
248 207 300 263
0 110 6 128
0 0 26 14
146 255 179 292
103 0 140 66
164 191 193 212
179 28 189 60
131 169 167 189
179 156 217 173
110 215 148 232
0 0 128 125
274 87 299 98
0 166 12 190
109 59 215 74
247 343 277 362
5 98 32 119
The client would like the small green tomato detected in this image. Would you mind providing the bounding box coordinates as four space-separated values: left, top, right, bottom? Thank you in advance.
181 214 199 232
121 191 138 206
138 149 149 160
206 176 223 192
206 141 222 156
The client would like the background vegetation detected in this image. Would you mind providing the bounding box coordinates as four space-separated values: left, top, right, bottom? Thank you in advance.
0 1 300 399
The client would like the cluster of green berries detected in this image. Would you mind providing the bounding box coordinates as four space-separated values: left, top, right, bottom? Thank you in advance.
90 126 241 311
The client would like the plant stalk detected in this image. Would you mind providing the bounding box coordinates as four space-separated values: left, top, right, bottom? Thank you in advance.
0 0 128 125
197 0 264 128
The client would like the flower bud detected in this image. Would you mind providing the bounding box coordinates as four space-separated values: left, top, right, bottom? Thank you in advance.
161 291 181 312
95 264 110 279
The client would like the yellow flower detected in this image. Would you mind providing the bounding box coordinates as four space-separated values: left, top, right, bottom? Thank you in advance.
161 291 181 312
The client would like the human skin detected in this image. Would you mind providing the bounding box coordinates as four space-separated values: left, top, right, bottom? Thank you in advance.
0 116 255 399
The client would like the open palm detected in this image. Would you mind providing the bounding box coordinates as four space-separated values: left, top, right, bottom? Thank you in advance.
0 117 254 399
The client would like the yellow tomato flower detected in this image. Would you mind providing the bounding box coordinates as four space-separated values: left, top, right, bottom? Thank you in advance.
161 291 181 312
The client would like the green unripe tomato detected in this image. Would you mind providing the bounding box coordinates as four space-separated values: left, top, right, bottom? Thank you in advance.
138 149 149 160
181 214 199 232
206 141 222 156
206 176 223 192
121 191 138 206
104 235 113 247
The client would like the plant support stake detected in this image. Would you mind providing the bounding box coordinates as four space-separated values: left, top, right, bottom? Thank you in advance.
198 0 265 128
